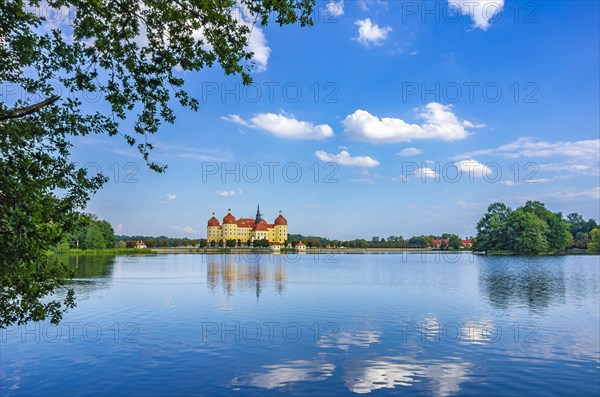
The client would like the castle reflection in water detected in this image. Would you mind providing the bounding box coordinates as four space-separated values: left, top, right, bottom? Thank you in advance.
206 257 287 298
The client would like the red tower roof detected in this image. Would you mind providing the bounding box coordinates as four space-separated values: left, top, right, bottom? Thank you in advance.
274 210 287 226
223 209 236 224
208 212 220 227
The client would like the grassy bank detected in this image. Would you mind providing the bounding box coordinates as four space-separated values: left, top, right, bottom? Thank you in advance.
51 248 157 255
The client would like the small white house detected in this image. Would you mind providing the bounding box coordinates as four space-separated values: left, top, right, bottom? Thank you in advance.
295 241 306 251
135 240 147 249
270 242 281 251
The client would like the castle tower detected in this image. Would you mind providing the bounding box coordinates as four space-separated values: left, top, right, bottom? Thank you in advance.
274 210 288 244
222 209 237 242
207 212 221 243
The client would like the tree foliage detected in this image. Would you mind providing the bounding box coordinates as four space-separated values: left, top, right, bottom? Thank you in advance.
588 228 600 254
474 201 579 254
566 213 598 249
1 0 315 327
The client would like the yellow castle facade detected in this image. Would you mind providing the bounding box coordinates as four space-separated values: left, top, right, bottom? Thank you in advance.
207 205 288 244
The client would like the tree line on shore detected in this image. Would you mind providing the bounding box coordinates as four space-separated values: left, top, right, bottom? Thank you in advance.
474 201 599 254
57 215 116 251
286 234 470 249
59 203 598 255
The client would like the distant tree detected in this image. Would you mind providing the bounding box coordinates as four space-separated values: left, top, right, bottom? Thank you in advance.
218 240 224 248
475 202 512 251
506 209 549 254
566 213 587 237
125 240 135 249
522 201 572 250
117 241 126 249
408 236 425 248
191 239 197 247
144 239 157 248
161 240 170 248
173 239 180 248
448 234 462 249
199 239 207 248
255 238 269 248
84 223 106 250
252 238 269 248
96 220 116 249
567 213 598 249
588 228 600 254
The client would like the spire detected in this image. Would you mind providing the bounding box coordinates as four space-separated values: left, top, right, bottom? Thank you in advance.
255 203 261 224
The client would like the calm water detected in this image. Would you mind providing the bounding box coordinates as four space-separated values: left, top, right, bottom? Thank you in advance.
1 253 599 396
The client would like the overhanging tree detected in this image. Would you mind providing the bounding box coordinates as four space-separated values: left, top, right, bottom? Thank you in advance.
0 0 315 327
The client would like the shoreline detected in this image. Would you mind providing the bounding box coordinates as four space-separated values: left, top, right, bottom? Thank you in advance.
58 248 595 256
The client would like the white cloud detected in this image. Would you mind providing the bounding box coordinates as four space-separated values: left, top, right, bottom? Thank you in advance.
171 226 199 234
450 0 505 30
160 194 176 203
545 187 600 201
324 0 344 17
354 19 392 46
221 114 250 127
216 190 242 197
245 25 270 73
343 103 481 143
455 159 491 176
415 167 439 178
538 163 597 175
223 113 334 140
451 137 600 175
315 150 380 168
394 166 439 182
114 223 124 232
232 4 271 72
452 137 599 160
397 147 423 157
191 5 271 73
356 0 387 12
501 175 570 186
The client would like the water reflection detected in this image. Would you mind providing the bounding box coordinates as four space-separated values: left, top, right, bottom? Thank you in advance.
344 356 472 396
344 358 425 394
56 254 117 296
479 257 567 312
60 254 117 279
231 359 335 389
424 361 472 397
207 259 287 299
318 330 381 351
231 355 472 396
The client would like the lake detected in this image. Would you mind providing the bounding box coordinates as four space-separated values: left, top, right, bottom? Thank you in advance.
1 253 599 396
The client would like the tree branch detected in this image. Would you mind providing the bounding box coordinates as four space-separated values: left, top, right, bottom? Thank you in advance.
0 96 61 121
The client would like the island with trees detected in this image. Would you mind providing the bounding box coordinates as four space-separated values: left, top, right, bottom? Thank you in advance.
473 201 599 255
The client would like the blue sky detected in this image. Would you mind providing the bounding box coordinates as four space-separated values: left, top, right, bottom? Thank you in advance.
68 0 599 239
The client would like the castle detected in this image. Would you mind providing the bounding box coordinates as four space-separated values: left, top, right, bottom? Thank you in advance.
207 205 288 244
